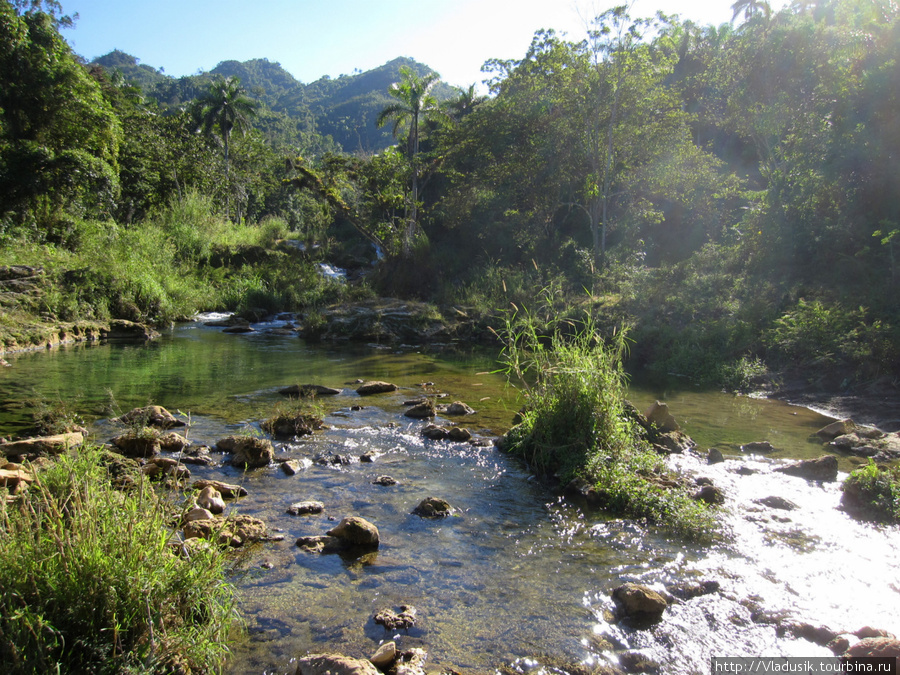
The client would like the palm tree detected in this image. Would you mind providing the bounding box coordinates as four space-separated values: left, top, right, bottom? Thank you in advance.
193 75 257 178
376 66 443 255
446 84 486 121
731 0 772 23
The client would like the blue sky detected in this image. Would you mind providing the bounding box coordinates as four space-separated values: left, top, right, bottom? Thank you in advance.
57 0 777 90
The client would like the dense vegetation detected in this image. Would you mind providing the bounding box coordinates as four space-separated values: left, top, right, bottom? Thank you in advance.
0 447 237 673
2 0 899 388
842 460 900 523
497 307 718 540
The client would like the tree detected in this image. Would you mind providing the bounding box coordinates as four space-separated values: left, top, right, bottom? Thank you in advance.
577 7 686 265
192 75 257 177
0 1 121 230
191 75 257 221
376 66 443 255
731 0 772 23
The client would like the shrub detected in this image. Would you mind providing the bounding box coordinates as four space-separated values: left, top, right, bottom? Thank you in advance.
0 447 237 674
841 461 900 523
496 305 719 541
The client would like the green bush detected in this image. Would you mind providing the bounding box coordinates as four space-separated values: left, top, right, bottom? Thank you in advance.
765 300 897 377
0 447 237 674
842 461 900 523
496 306 719 541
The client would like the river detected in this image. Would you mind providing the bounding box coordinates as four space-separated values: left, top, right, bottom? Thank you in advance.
1 315 897 675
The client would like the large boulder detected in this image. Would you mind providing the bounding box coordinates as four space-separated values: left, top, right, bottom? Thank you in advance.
829 431 900 461
217 435 274 468
816 419 855 441
644 401 678 432
774 455 838 482
843 637 900 665
111 428 161 458
754 495 799 511
652 430 695 454
612 583 667 622
374 606 417 630
0 431 83 458
184 514 270 547
741 441 777 454
0 467 34 492
287 501 325 516
370 642 398 669
295 654 380 675
327 516 380 548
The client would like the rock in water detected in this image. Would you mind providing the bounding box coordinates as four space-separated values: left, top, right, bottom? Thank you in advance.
774 455 838 482
612 583 667 622
217 435 275 468
295 654 380 675
644 401 678 432
369 641 397 669
445 401 475 415
115 405 184 429
413 497 453 518
374 606 417 630
279 384 342 397
197 486 225 514
327 516 380 548
356 381 397 395
741 441 777 454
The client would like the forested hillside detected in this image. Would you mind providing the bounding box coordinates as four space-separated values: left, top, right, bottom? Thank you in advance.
91 51 455 153
1 0 898 393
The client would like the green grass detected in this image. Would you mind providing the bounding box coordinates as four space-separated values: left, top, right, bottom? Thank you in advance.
496 303 719 541
0 192 370 350
0 446 237 674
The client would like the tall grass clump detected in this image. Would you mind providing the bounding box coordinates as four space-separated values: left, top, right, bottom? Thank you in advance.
497 306 718 541
0 447 236 674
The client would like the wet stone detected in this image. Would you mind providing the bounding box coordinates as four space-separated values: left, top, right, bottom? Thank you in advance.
287 501 325 516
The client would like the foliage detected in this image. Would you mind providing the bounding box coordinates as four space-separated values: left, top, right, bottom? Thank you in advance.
842 461 900 524
496 303 718 540
0 2 122 226
0 446 237 673
24 393 83 435
765 299 897 378
3 0 900 388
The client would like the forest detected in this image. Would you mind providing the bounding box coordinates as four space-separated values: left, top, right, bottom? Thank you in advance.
1 0 899 392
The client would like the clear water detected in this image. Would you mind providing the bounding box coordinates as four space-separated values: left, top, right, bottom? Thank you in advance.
2 318 898 675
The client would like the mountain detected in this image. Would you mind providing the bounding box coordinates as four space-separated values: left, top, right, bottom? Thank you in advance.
91 52 458 154
91 50 169 92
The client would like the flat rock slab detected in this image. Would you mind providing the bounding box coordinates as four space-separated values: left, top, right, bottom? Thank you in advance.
1 431 84 457
295 654 380 675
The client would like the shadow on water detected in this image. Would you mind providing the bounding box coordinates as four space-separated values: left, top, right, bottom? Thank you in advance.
1 318 898 674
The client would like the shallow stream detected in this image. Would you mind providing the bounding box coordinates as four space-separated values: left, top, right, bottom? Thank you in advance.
1 316 898 675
